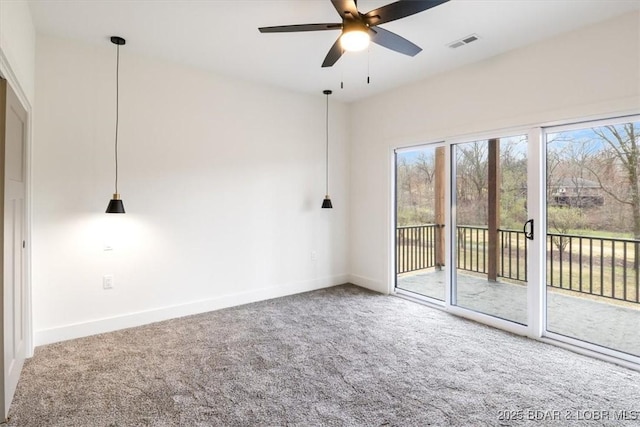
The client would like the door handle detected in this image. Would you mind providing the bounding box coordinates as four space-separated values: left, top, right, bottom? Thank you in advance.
523 219 534 240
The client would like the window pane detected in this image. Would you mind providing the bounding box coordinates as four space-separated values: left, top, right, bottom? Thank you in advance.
546 120 640 357
395 146 445 301
453 135 528 325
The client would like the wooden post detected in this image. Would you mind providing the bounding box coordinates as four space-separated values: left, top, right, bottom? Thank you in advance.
435 147 445 270
488 139 500 281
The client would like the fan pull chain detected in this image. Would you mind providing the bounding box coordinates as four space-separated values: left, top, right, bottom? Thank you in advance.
367 47 370 84
341 48 344 89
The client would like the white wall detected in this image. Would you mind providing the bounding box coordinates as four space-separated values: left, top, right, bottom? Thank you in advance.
0 0 35 104
33 36 350 344
25 9 640 345
348 11 640 294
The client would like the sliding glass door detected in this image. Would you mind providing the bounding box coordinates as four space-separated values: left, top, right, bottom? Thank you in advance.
451 135 530 325
545 118 640 358
395 145 446 301
393 116 639 364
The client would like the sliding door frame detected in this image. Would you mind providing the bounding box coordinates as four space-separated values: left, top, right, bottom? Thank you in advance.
541 114 640 367
527 127 545 339
392 142 449 307
391 114 640 370
445 127 539 338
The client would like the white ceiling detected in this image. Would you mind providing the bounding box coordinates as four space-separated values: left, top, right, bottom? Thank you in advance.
28 0 640 103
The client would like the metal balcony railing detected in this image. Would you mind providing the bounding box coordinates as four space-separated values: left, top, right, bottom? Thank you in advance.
396 225 439 274
396 224 640 304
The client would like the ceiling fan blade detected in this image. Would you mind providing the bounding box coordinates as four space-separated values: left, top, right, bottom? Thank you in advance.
322 37 344 67
364 0 449 26
259 23 342 33
369 26 422 56
331 0 360 20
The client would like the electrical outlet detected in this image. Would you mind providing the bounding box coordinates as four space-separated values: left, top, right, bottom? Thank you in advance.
103 274 114 289
311 251 318 261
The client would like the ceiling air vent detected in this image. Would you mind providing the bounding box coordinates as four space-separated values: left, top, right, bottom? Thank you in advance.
448 34 480 49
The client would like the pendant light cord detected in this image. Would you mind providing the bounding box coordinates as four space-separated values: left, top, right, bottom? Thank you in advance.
325 92 329 196
114 43 120 195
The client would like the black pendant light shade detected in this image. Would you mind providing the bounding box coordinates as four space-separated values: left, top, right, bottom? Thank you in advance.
322 89 333 209
106 36 126 213
106 194 125 214
322 196 333 209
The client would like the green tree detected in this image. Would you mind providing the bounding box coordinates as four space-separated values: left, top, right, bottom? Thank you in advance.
547 206 585 254
591 123 640 269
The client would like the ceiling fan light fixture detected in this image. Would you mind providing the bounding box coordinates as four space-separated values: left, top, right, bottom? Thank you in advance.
340 23 370 52
340 29 370 52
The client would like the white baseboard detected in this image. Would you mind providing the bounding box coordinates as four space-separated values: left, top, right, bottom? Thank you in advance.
34 274 349 347
348 274 387 294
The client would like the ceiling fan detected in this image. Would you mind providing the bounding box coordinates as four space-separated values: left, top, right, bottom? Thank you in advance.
258 0 450 67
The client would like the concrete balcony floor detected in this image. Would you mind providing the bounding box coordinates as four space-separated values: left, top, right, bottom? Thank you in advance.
397 269 640 358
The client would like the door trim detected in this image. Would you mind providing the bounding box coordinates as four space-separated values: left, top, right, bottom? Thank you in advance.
0 50 33 361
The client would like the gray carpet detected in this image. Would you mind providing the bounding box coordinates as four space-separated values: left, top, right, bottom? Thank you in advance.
7 285 640 426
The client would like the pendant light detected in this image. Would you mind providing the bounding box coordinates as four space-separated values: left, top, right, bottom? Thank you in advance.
106 36 126 214
321 89 333 209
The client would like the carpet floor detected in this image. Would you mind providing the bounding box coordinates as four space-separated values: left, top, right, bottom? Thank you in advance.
7 284 640 426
